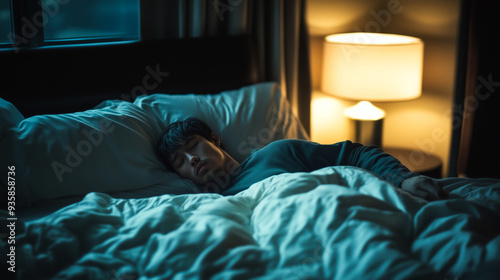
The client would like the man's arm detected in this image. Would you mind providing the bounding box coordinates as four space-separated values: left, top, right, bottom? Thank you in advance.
346 143 417 187
400 175 448 201
346 142 448 200
299 140 447 201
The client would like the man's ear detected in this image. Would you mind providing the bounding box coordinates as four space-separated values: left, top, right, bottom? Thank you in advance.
210 132 221 147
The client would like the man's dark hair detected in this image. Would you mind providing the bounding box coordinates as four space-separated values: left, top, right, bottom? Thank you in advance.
157 117 214 166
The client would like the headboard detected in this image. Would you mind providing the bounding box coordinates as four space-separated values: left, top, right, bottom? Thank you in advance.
1 35 260 117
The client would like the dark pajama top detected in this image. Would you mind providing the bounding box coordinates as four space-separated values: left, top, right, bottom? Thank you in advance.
221 140 418 195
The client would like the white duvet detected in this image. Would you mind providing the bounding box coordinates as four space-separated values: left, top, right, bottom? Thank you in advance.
14 167 500 279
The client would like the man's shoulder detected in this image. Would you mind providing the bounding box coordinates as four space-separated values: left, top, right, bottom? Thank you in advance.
250 139 351 158
258 139 354 155
266 139 349 148
258 139 321 155
249 139 302 155
265 139 309 149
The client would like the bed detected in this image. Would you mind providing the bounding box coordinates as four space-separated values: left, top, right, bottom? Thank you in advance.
1 36 500 279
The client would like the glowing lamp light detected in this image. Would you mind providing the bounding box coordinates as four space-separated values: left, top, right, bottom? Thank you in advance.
321 32 424 146
344 101 385 121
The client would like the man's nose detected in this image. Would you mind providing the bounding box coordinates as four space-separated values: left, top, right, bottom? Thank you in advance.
186 153 199 166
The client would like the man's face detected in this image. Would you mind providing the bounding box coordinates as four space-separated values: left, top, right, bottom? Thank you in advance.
168 134 230 186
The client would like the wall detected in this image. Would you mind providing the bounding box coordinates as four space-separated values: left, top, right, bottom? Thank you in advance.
306 0 461 176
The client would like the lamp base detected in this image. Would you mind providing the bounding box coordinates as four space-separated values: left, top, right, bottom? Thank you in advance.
353 118 383 147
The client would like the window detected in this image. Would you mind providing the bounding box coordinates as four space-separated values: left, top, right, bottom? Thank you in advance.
42 0 139 42
3 0 139 50
0 0 11 44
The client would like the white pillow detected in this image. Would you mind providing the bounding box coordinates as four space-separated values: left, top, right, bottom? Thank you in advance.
0 100 197 207
0 99 25 207
0 98 24 138
133 82 309 162
2 83 308 206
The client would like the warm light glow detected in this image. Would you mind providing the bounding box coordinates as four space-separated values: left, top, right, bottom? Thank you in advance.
325 33 419 45
306 1 379 36
322 32 424 101
310 91 352 144
344 101 385 121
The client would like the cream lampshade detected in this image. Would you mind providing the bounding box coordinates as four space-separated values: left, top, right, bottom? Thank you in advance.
321 32 424 146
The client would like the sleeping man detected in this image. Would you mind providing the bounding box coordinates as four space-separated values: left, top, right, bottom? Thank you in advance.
157 117 448 201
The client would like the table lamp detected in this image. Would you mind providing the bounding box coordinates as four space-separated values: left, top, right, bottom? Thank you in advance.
321 32 424 147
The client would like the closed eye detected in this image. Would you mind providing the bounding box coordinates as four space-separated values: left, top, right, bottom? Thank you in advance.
177 158 184 168
171 152 183 169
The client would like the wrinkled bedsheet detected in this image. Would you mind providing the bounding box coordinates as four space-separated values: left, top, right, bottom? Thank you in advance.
12 166 500 279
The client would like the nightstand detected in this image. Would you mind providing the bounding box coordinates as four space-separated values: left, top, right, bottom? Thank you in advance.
383 147 443 178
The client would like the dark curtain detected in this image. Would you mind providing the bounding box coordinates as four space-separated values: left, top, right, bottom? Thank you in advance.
449 0 500 178
140 0 311 133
